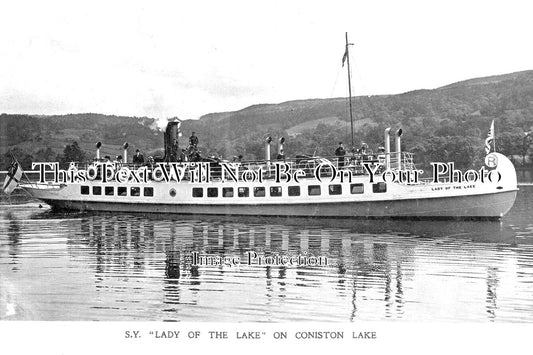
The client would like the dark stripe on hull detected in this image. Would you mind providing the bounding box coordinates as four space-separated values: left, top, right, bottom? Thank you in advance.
42 190 517 219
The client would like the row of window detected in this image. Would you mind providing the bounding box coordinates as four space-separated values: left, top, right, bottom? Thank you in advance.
80 183 387 198
191 183 386 198
81 186 154 197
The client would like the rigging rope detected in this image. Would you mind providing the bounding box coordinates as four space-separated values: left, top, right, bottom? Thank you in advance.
329 65 341 98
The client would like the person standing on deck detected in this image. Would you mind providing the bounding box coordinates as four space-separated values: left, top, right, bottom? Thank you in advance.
189 132 199 148
132 149 145 165
335 142 346 169
114 155 123 169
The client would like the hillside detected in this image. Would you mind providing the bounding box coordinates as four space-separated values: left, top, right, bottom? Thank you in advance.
0 113 164 168
189 70 533 135
2 70 533 170
181 70 533 166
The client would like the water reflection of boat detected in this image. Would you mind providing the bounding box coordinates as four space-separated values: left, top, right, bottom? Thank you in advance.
35 207 519 244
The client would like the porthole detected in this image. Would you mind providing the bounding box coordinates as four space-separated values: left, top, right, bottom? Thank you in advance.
328 184 342 195
308 185 321 196
270 186 282 197
288 186 300 196
372 182 387 193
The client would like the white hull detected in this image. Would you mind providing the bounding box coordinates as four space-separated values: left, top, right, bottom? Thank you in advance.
37 190 516 219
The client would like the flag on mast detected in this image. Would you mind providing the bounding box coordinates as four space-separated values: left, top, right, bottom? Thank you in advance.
485 120 495 154
342 47 348 67
2 159 23 195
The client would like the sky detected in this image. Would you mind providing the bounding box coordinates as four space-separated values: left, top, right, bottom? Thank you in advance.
1 0 532 120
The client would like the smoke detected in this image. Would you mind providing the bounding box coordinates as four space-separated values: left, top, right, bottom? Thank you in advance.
156 117 168 132
147 117 171 132
149 117 182 133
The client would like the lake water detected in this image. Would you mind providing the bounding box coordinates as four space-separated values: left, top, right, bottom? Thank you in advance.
1 187 532 322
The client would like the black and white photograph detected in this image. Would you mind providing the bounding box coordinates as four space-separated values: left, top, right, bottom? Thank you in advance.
1 0 532 353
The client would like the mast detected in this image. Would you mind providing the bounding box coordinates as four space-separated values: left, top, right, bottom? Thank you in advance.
345 32 354 148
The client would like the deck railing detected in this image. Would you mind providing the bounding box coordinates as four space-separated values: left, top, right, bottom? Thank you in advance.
1 151 417 184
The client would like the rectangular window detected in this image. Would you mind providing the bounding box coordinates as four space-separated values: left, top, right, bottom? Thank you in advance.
329 184 342 195
81 186 89 195
270 186 282 197
118 187 127 196
92 186 101 195
192 187 203 197
131 187 141 196
351 183 364 194
254 187 265 197
207 187 218 197
373 182 387 193
144 187 154 197
288 186 300 196
105 186 114 196
308 185 321 196
238 187 249 197
223 187 234 197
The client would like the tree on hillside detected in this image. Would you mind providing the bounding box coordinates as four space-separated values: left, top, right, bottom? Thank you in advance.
522 132 533 165
498 132 525 164
411 136 485 172
59 141 86 166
